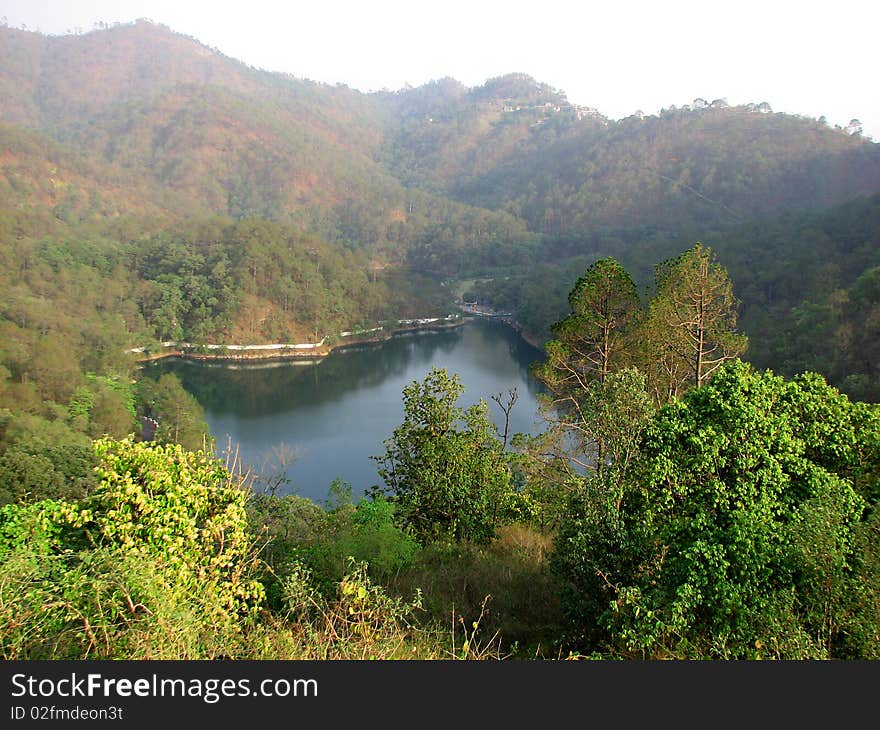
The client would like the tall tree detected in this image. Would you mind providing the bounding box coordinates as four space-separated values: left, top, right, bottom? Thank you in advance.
535 258 640 390
647 244 747 391
533 258 641 471
372 367 515 543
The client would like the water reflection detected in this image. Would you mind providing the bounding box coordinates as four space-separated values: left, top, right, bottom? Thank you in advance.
143 319 546 501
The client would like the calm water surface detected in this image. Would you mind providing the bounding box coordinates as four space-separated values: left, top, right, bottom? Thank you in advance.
144 318 546 502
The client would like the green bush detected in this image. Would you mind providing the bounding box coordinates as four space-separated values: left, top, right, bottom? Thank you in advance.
0 539 252 659
347 496 421 575
0 438 265 658
373 368 517 543
552 360 880 658
298 496 421 592
91 438 265 621
247 492 327 564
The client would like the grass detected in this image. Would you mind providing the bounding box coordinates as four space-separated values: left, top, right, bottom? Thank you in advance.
385 524 567 658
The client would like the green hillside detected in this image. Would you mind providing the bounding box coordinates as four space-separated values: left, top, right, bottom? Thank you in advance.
1 20 880 663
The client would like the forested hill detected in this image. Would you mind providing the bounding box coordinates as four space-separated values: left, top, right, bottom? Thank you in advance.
0 19 384 137
0 20 397 244
383 84 880 231
4 21 880 667
2 20 879 242
376 73 607 193
453 105 880 232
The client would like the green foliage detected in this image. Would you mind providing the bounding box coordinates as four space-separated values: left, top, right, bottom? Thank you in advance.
0 442 96 505
785 263 880 402
0 437 470 660
3 20 880 662
532 257 651 479
136 230 241 341
0 541 254 660
248 488 420 609
531 247 746 496
373 368 517 543
534 257 640 392
0 437 266 658
553 360 880 658
474 195 880 401
67 386 95 427
247 492 327 566
90 437 265 620
0 451 62 506
81 373 138 437
457 102 880 234
0 411 93 452
533 247 747 412
514 369 655 536
0 498 92 555
642 243 748 398
305 496 421 585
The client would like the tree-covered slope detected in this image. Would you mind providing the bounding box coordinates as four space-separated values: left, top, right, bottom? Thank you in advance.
378 73 606 193
468 193 880 400
0 23 538 261
0 123 176 223
6 21 878 249
2 19 879 399
0 18 383 143
453 104 880 232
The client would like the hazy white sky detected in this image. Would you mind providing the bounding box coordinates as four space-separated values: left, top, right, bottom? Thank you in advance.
2 0 878 139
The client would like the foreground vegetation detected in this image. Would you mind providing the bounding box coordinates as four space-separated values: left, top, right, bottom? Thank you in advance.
4 359 876 659
2 248 878 660
0 436 556 659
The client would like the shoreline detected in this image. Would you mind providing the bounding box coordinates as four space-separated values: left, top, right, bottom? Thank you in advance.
518 328 544 350
133 317 471 365
458 305 545 351
132 308 546 367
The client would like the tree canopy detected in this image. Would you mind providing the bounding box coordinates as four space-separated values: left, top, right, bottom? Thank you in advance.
372 367 519 543
553 360 880 658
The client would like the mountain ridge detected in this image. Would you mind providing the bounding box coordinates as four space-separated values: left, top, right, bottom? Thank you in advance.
2 20 878 246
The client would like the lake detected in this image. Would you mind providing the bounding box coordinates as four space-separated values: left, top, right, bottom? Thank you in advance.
143 317 547 503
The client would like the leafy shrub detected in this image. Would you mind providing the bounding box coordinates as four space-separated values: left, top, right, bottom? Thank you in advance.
0 539 252 659
0 451 64 505
298 496 421 592
553 360 880 658
0 438 265 658
346 496 421 574
372 367 517 543
91 438 265 622
247 492 327 563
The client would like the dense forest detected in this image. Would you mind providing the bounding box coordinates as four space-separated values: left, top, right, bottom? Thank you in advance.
1 20 879 660
467 193 880 401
